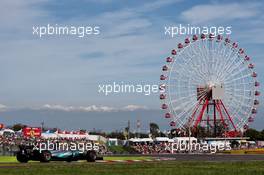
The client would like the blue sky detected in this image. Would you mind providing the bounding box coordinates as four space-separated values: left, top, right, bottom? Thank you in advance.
0 0 263 130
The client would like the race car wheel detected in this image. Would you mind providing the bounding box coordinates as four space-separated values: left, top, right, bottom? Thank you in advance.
66 156 73 163
40 150 51 162
86 151 96 162
16 152 28 163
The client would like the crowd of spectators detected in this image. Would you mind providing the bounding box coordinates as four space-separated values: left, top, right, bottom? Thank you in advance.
1 131 263 156
131 142 172 154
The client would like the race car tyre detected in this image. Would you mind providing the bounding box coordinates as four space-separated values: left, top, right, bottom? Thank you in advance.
66 156 73 163
86 151 96 162
96 156 103 160
16 152 28 163
40 150 51 162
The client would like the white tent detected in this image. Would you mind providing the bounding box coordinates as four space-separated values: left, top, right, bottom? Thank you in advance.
107 138 118 146
57 133 87 139
0 129 15 137
173 137 197 143
86 134 99 141
140 138 153 142
41 133 58 139
3 129 15 133
154 137 170 142
129 138 153 142
129 138 141 142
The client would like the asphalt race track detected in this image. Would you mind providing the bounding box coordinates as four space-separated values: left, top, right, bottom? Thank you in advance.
153 154 264 161
0 154 262 168
107 153 264 162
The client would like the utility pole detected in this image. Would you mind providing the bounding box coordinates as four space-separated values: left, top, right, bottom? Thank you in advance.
127 120 130 140
136 120 141 138
41 121 44 131
188 124 191 153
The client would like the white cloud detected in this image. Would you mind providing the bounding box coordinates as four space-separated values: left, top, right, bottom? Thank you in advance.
83 0 113 3
0 0 180 107
0 0 49 30
0 104 7 111
181 3 260 24
122 105 148 111
236 27 264 44
41 104 148 112
3 0 263 109
136 0 183 13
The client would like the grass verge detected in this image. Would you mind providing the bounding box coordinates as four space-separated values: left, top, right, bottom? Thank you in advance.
0 160 263 175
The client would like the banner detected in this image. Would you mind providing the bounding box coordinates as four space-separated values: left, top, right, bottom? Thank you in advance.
23 127 42 137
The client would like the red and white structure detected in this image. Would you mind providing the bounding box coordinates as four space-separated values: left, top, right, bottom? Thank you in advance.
160 34 260 136
23 127 42 137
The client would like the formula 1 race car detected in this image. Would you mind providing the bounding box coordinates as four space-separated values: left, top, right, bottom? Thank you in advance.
16 145 101 163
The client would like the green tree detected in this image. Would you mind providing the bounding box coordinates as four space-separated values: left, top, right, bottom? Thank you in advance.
193 126 207 138
79 129 86 133
107 132 125 140
149 123 160 138
260 130 264 140
244 128 261 140
215 121 226 137
12 123 26 131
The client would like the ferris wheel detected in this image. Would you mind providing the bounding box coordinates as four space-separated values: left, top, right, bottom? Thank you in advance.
160 34 260 135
